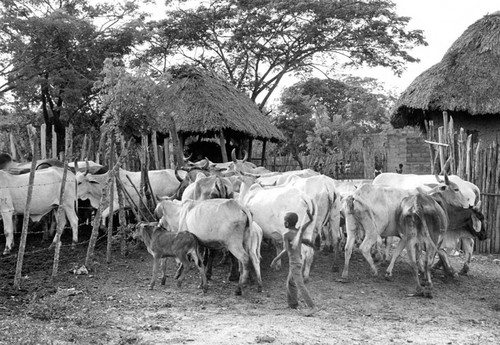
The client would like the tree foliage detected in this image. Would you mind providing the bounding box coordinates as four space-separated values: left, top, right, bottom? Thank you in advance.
0 0 147 150
274 76 395 159
145 0 426 108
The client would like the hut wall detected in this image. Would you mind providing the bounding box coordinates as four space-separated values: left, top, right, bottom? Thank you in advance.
430 112 500 144
358 128 430 176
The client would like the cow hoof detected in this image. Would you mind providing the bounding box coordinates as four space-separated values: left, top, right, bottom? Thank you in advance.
384 273 393 282
176 281 182 288
459 267 469 276
235 288 242 296
257 286 263 293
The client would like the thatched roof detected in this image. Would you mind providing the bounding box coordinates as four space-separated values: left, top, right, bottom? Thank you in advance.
160 66 284 142
391 11 500 128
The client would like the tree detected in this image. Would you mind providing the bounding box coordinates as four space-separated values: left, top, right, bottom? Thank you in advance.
275 76 395 163
145 0 426 109
0 0 146 152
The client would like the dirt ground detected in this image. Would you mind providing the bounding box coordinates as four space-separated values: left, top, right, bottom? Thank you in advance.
1 229 500 345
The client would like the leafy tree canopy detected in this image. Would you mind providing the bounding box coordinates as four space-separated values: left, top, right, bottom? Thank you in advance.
274 76 395 161
0 0 148 150
145 0 426 108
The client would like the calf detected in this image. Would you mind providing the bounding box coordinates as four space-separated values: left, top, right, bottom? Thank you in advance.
133 222 208 292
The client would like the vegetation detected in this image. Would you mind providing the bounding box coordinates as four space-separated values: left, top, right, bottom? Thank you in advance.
0 0 427 158
273 76 396 166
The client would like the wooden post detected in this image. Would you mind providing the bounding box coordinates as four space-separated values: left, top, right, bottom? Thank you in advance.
106 134 115 264
51 125 57 159
152 131 160 170
9 132 17 160
13 126 38 289
51 128 70 277
40 124 47 160
466 134 472 181
447 115 456 174
115 166 128 257
164 138 171 169
85 140 131 267
219 130 228 163
438 127 445 173
261 140 267 167
248 139 253 162
95 129 107 164
80 134 88 160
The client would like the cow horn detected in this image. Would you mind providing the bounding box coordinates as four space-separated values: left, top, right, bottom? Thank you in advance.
174 169 183 182
183 153 192 162
231 148 237 162
473 200 482 211
242 149 248 162
444 172 450 185
84 157 90 176
74 159 80 172
201 157 209 169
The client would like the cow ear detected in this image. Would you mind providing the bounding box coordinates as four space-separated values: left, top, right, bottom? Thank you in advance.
472 215 482 233
473 200 482 211
434 173 443 183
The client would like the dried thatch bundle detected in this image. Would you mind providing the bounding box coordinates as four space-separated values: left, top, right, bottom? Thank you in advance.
391 11 500 128
160 65 284 142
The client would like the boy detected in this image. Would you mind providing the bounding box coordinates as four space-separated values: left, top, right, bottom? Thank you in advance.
271 211 315 311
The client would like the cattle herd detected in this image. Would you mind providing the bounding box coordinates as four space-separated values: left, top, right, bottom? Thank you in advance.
0 150 487 300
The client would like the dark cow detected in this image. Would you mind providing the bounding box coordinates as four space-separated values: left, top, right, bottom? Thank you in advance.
133 222 208 292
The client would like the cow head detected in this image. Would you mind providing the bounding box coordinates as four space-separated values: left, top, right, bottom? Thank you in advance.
193 175 234 200
445 201 487 240
75 170 108 209
430 173 469 208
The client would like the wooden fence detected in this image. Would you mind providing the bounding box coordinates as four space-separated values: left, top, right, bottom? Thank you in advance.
425 112 500 254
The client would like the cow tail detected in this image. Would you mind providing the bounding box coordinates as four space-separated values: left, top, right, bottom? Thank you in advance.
291 197 316 250
241 207 261 260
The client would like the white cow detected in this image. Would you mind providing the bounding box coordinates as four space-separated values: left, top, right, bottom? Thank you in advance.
342 176 476 280
372 172 484 274
287 174 342 268
158 198 263 295
0 167 79 255
76 168 187 219
239 182 318 281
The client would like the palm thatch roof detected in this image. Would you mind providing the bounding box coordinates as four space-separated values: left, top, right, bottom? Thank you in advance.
391 11 500 128
160 66 284 142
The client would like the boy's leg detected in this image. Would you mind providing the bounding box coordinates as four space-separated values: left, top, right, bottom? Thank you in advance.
287 272 299 309
291 263 314 308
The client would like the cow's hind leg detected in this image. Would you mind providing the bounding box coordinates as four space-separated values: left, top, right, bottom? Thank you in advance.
406 241 424 297
150 256 161 290
63 207 79 248
341 213 358 279
385 237 406 281
459 238 474 275
175 254 192 289
161 258 168 285
227 244 250 296
248 248 263 292
190 247 208 293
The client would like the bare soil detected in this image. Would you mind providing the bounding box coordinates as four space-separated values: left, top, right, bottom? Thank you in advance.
1 229 500 345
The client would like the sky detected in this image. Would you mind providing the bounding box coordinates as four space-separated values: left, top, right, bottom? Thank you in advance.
358 0 500 94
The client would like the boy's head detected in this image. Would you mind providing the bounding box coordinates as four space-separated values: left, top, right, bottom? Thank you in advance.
284 212 299 229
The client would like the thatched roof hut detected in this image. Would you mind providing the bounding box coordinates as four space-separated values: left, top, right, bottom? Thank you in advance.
391 11 500 140
160 66 284 162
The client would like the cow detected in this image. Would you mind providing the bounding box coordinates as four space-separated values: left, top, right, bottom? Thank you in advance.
133 222 208 292
255 169 319 186
0 167 79 255
238 182 318 281
287 175 342 268
341 174 471 280
181 174 234 202
390 190 449 298
372 172 485 275
211 149 272 175
373 173 479 207
162 198 262 295
75 168 188 220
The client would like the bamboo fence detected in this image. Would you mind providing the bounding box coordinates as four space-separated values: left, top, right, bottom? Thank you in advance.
425 112 500 254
